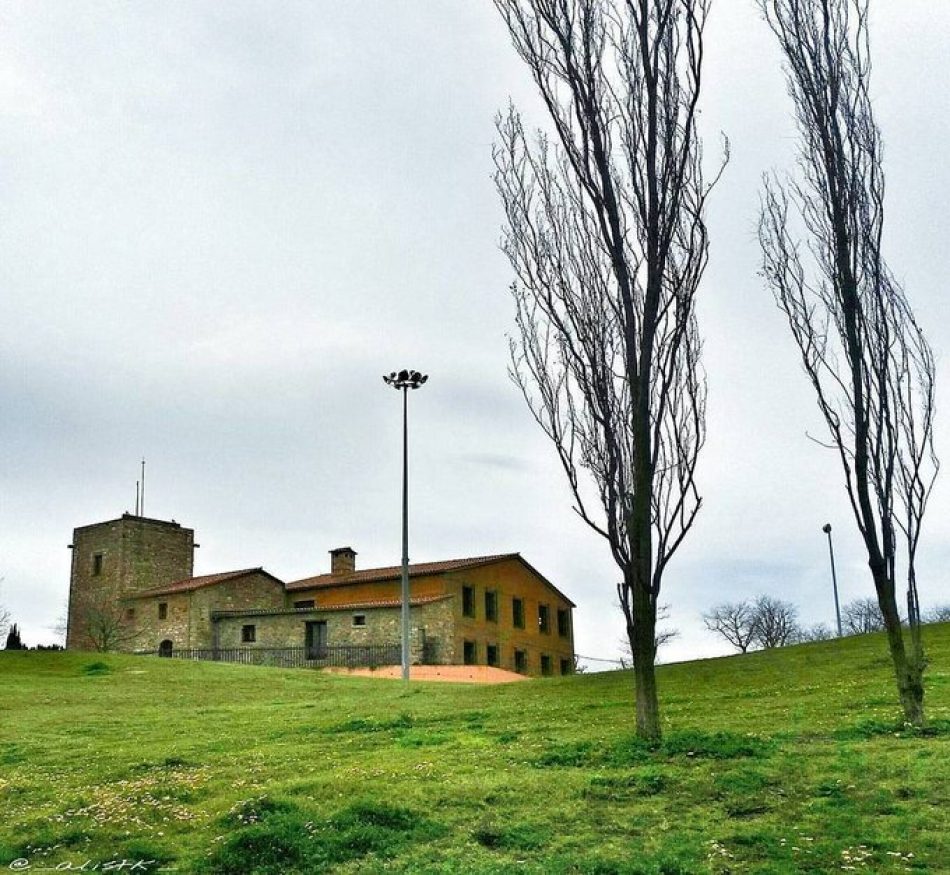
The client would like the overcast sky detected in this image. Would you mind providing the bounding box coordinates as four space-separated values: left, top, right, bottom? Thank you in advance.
2 1 948 666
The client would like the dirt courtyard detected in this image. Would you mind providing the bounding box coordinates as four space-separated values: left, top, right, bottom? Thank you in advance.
324 664 530 684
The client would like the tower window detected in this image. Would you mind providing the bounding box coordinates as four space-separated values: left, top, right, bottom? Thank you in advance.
463 640 477 665
486 643 499 667
514 649 527 673
541 654 552 676
92 553 103 576
158 602 168 620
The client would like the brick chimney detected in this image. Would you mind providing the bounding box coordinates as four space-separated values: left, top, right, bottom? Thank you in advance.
329 546 357 576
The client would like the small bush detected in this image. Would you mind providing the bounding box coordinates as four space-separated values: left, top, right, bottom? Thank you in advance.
81 661 111 676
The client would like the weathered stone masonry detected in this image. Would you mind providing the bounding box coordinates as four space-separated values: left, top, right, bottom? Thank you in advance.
66 514 576 677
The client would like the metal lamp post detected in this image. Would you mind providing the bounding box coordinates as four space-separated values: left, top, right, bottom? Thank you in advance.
383 369 428 681
822 523 843 637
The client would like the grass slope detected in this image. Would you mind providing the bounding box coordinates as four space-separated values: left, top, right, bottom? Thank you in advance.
1 626 948 874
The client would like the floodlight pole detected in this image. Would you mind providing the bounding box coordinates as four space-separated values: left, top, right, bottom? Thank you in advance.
400 384 410 681
822 523 843 637
383 369 428 682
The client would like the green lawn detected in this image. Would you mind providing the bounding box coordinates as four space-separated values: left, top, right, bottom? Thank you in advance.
2 626 948 874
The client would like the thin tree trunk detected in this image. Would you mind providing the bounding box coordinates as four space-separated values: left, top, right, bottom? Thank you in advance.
872 563 924 725
630 574 660 738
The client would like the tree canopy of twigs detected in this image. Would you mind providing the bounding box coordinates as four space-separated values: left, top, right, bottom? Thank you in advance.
703 601 758 654
494 0 724 739
841 597 886 636
758 0 937 726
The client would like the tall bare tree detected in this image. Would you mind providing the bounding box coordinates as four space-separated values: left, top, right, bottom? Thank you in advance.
703 601 758 654
758 0 937 725
494 0 723 739
841 597 886 635
750 594 801 649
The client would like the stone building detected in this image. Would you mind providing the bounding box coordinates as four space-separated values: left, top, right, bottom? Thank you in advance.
66 514 576 677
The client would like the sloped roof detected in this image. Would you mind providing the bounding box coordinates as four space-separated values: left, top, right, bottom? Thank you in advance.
134 568 284 598
286 554 518 591
286 553 576 607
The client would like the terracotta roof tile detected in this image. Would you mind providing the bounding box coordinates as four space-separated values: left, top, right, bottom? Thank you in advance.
285 554 519 592
135 568 283 598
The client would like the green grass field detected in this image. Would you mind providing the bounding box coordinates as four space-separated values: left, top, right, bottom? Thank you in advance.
2 626 948 874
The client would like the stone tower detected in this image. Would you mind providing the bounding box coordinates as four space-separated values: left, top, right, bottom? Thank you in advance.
66 514 195 650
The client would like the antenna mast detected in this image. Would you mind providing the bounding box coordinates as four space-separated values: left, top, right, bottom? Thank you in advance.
135 480 140 516
140 457 146 518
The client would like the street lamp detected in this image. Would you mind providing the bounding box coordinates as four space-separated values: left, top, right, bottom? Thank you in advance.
383 369 428 681
822 523 843 637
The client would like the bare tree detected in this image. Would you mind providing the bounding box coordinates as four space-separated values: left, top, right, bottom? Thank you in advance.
70 591 141 652
924 605 950 624
758 0 937 725
801 622 835 642
750 595 801 648
841 597 886 635
494 0 723 740
703 601 758 653
0 577 9 641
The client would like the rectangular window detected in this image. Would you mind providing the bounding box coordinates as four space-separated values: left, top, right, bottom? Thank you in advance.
557 608 570 637
158 602 168 620
462 585 475 618
294 600 315 609
241 624 256 643
463 640 477 665
513 597 525 629
538 604 550 634
92 553 103 576
560 658 572 676
541 655 552 676
352 614 366 627
514 649 527 674
486 644 499 667
485 590 498 622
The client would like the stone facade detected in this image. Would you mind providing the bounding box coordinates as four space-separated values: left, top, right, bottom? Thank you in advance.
133 572 286 651
66 515 576 677
67 515 194 651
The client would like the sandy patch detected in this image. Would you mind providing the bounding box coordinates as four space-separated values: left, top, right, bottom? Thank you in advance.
323 664 530 684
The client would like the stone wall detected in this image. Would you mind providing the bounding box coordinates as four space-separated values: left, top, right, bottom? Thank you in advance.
130 572 285 651
213 597 454 664
67 515 194 651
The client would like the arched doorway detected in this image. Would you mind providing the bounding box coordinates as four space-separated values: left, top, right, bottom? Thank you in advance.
158 639 173 658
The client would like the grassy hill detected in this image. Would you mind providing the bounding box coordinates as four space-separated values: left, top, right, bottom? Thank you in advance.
1 626 948 874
